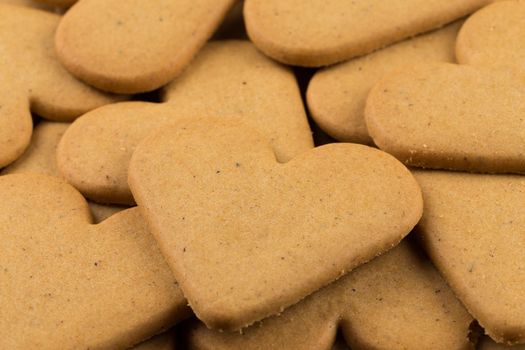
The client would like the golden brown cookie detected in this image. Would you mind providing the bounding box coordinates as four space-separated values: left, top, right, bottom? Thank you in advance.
128 118 423 331
57 40 313 205
0 174 190 349
2 122 127 223
365 63 525 173
456 0 525 74
185 239 474 350
307 22 461 144
414 170 525 344
0 4 122 168
243 0 490 67
55 0 235 93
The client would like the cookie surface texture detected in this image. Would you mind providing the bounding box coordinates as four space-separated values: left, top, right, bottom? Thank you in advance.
414 170 525 344
55 0 235 93
185 240 474 350
307 22 461 144
0 4 122 168
0 174 190 349
57 40 313 205
456 0 525 74
244 0 490 66
365 63 525 173
128 118 423 330
2 122 127 223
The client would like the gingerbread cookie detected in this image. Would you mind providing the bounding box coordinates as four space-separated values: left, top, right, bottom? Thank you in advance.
456 0 525 75
185 240 474 350
0 4 122 168
414 170 525 344
128 118 422 330
55 0 235 93
0 174 190 349
2 122 127 223
57 40 313 205
365 63 525 174
243 0 490 67
307 22 461 144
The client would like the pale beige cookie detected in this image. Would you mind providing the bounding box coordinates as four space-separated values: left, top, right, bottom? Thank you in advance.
414 170 525 344
243 0 490 67
0 174 190 349
185 240 474 350
128 118 423 331
2 122 127 223
456 0 525 74
307 22 461 144
55 0 235 93
0 4 122 168
365 63 525 174
163 40 313 162
57 40 313 205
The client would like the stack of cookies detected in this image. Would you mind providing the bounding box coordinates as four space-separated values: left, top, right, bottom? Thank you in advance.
1 1 523 349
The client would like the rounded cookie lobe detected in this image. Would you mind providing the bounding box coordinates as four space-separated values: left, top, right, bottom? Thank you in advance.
2 121 128 224
414 170 525 345
0 4 123 121
0 72 32 168
55 0 235 93
456 0 525 74
307 21 461 144
0 174 190 349
365 63 525 174
57 41 313 205
185 240 474 350
244 0 490 66
128 117 423 331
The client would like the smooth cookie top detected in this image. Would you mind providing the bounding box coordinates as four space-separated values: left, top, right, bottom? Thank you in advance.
244 0 490 66
414 170 525 345
55 0 235 93
57 41 313 205
186 240 474 350
307 22 460 144
366 63 525 174
0 174 189 349
128 118 422 331
457 0 525 74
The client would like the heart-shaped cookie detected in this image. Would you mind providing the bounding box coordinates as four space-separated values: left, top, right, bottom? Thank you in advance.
456 0 525 75
414 170 525 344
57 40 312 205
365 62 525 174
128 118 423 330
55 0 235 93
185 239 474 350
0 4 122 168
307 21 461 144
0 174 190 349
